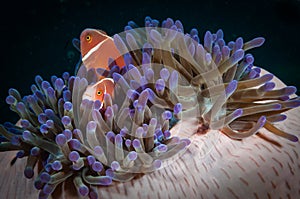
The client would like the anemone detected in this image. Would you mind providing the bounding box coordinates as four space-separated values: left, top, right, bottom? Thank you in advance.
0 16 299 199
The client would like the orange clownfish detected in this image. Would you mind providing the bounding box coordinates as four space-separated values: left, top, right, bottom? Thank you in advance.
82 78 115 104
80 28 125 70
80 28 125 104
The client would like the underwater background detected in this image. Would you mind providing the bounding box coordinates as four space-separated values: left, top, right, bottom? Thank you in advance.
0 0 299 124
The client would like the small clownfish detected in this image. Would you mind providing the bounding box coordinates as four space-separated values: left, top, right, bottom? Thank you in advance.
82 78 115 106
80 28 125 70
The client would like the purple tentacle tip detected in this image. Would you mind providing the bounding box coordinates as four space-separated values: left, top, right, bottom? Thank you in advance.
155 79 165 92
225 80 238 96
46 120 54 128
62 72 70 80
233 108 243 117
119 128 128 137
115 134 123 145
64 102 73 111
87 155 96 166
92 161 103 172
204 31 212 49
35 75 43 84
162 110 172 120
51 160 62 171
22 130 33 141
20 119 30 128
63 129 72 140
105 106 113 119
291 136 298 142
245 54 254 64
153 159 162 169
63 90 71 101
40 124 48 134
112 72 122 82
100 175 113 185
79 185 89 197
106 131 115 141
55 134 67 146
69 151 80 162
87 121 97 131
38 113 47 124
235 37 243 50
142 52 151 65
132 139 141 149
94 146 104 156
258 116 267 128
89 190 99 199
62 116 71 126
55 78 64 90
41 81 51 90
34 179 43 190
45 109 55 117
164 130 171 139
24 167 34 179
16 150 25 158
250 37 265 47
160 68 170 81
111 161 120 171
128 151 137 161
138 89 149 108
125 139 131 148
11 136 21 146
16 102 26 113
174 103 182 114
6 95 16 105
94 100 102 110
262 82 275 92
43 184 54 195
222 46 230 57
232 49 244 62
135 127 144 138
190 28 198 36
182 138 191 146
284 86 297 96
273 103 282 110
156 144 168 152
30 146 40 156
69 139 81 150
145 68 154 80
40 172 51 183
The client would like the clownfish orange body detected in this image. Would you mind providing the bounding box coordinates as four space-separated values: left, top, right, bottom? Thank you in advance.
80 28 125 104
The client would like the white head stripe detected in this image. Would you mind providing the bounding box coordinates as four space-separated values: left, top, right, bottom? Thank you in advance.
82 37 113 62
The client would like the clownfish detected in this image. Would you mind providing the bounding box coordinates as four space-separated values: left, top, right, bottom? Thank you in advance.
82 78 115 102
80 28 125 70
80 28 125 105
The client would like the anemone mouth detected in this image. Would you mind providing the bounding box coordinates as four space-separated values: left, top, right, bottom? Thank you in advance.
0 16 299 199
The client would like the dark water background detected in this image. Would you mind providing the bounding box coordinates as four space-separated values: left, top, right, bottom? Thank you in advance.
0 0 299 124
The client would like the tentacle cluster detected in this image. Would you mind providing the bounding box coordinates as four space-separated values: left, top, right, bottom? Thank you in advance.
0 69 190 198
0 16 299 199
105 16 299 141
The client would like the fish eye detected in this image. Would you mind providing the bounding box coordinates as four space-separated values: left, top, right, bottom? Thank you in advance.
96 90 102 96
86 35 92 42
